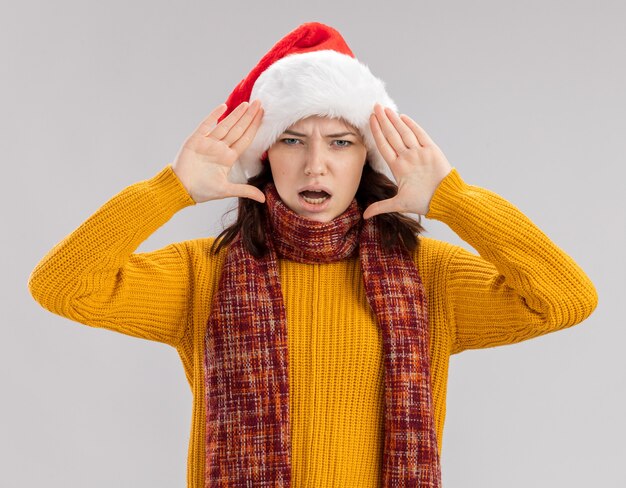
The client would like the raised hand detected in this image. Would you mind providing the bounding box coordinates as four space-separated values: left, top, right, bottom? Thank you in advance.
363 103 453 219
171 99 266 204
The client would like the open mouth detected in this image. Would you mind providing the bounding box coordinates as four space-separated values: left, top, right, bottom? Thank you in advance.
299 190 331 205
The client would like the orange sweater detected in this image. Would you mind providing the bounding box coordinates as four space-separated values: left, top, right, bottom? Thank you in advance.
28 165 598 487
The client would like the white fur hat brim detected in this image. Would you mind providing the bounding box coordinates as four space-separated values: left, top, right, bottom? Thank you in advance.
227 49 398 184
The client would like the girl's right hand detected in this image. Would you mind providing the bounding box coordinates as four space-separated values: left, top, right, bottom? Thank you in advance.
171 99 266 204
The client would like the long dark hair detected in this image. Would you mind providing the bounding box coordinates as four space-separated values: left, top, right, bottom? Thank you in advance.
209 158 425 259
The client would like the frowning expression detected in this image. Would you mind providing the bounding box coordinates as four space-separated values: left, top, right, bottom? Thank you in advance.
266 115 368 223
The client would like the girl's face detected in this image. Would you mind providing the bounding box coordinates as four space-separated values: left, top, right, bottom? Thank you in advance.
266 115 368 223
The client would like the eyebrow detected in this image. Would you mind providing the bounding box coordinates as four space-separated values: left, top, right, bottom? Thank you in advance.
282 129 359 138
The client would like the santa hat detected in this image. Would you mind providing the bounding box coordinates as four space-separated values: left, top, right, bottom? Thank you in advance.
220 21 399 184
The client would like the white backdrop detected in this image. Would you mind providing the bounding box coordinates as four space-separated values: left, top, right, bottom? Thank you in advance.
3 0 624 486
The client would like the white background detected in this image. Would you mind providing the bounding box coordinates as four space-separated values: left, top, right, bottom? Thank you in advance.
3 0 624 486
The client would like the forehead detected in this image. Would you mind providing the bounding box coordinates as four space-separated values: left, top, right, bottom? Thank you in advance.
288 115 357 131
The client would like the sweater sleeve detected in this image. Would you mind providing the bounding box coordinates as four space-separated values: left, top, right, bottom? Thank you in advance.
28 164 197 348
424 168 599 355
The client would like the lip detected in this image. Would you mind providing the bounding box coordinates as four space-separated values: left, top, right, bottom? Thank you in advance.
298 184 333 196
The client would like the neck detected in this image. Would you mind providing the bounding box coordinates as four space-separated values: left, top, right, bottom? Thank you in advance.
263 182 362 264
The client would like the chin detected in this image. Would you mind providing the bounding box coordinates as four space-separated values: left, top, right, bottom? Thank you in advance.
306 214 333 223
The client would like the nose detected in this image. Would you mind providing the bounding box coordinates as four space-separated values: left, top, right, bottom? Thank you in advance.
303 142 329 176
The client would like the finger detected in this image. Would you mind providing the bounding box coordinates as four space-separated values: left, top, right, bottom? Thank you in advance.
194 103 228 138
373 103 406 154
399 114 435 147
230 105 264 155
369 113 399 164
221 100 262 147
225 182 266 203
362 196 401 220
205 101 251 140
384 108 420 148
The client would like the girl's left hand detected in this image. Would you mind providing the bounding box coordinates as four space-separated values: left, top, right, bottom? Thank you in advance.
363 103 453 219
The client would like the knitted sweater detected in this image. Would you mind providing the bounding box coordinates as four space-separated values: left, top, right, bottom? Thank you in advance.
28 165 598 487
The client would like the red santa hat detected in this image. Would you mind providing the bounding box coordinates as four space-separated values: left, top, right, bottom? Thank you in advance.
219 21 399 184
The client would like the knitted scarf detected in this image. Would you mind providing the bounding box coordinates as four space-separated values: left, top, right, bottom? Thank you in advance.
204 182 442 487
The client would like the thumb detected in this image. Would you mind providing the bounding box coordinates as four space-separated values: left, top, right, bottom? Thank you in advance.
227 183 266 204
363 197 399 220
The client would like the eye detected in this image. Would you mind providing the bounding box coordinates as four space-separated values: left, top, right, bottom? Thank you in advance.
281 138 301 145
333 140 353 147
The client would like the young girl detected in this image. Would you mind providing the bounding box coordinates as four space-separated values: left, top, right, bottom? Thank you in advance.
28 22 598 488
